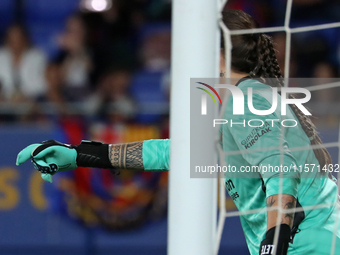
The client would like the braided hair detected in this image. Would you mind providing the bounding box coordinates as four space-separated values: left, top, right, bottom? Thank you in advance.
222 9 332 172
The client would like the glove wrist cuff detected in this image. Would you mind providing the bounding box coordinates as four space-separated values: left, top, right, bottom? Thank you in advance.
260 224 291 255
73 141 112 169
265 224 291 240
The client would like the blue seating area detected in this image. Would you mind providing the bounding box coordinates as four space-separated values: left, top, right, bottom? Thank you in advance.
0 0 15 39
23 0 79 23
130 70 169 123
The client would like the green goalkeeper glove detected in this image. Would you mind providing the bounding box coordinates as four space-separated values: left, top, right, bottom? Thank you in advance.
16 140 117 183
16 140 78 183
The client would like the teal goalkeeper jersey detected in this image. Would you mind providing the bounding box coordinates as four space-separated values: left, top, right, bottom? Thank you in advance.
221 78 340 255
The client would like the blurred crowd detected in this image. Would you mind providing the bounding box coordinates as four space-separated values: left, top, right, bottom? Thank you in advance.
0 0 339 126
0 0 172 231
0 0 171 126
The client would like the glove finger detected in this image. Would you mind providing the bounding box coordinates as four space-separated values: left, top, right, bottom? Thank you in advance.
33 158 59 175
33 146 57 160
16 144 41 166
41 173 53 183
33 158 50 168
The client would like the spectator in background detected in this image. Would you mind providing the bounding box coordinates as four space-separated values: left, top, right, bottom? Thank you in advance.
18 62 67 124
44 63 65 105
139 28 171 72
87 68 135 123
0 24 47 102
36 62 67 117
56 15 92 101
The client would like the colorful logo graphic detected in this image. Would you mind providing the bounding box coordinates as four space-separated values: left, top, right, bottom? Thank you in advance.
196 82 311 117
196 82 222 106
196 82 222 115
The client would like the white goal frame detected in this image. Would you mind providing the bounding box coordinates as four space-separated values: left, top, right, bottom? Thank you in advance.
168 0 220 254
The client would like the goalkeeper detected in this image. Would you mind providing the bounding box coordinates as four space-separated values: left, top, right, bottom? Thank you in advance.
16 9 340 255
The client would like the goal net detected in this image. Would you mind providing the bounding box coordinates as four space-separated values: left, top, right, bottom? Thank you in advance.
215 0 340 254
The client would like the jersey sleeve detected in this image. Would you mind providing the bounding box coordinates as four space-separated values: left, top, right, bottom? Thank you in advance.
225 93 300 198
142 139 170 171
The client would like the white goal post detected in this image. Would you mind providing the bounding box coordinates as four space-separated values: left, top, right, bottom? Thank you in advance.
168 0 220 254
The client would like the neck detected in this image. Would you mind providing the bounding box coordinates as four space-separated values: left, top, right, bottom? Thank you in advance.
220 68 248 79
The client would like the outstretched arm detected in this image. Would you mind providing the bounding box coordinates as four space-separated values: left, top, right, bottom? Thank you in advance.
16 139 170 183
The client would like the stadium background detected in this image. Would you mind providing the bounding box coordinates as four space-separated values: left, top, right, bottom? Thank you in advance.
0 0 339 254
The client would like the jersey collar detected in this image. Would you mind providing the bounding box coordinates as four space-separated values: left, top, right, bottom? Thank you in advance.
235 76 263 87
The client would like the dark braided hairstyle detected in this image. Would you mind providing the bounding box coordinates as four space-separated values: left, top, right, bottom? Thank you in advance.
221 9 332 172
